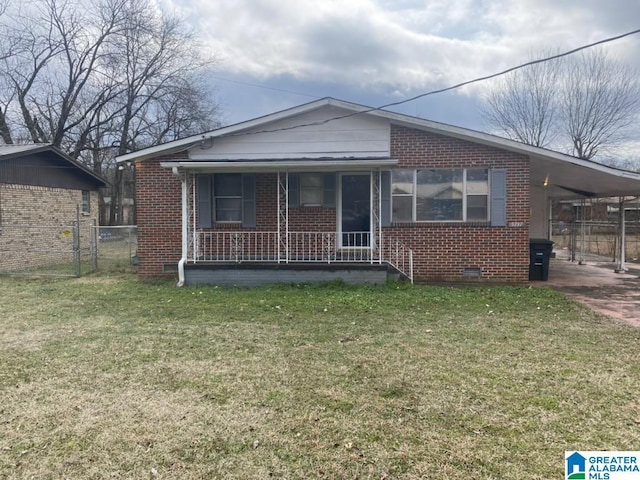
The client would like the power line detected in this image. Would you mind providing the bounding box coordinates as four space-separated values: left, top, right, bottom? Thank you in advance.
223 28 640 138
381 28 640 110
211 75 321 100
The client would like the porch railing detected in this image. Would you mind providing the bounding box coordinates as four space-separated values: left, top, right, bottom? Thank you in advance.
194 231 414 282
382 238 414 283
196 231 279 262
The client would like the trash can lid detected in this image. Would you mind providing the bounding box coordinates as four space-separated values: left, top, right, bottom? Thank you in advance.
529 238 554 244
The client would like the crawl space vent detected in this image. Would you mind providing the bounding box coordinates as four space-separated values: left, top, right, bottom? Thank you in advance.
463 267 482 278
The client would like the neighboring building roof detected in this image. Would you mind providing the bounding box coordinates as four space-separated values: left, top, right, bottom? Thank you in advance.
115 97 640 199
0 144 52 156
0 143 107 188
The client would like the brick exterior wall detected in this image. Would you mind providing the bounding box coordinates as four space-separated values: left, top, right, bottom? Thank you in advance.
136 125 530 282
388 125 530 282
213 173 336 232
135 154 185 278
0 183 99 271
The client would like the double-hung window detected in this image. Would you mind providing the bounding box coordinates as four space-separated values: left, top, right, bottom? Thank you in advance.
391 170 414 222
288 173 336 208
300 173 323 206
213 173 242 222
392 168 490 222
465 169 489 220
197 173 256 228
81 190 90 214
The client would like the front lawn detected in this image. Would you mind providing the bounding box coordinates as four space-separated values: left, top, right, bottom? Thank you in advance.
0 276 638 479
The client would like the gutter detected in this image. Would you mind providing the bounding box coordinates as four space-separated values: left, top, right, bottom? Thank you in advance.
159 158 398 173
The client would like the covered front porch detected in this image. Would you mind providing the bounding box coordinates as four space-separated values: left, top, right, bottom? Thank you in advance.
164 159 414 286
187 229 413 286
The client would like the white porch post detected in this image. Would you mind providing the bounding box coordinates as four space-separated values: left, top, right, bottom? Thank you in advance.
378 171 382 264
191 173 197 262
277 171 289 263
277 171 281 263
371 170 382 264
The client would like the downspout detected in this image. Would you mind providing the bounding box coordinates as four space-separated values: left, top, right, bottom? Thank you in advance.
174 167 188 287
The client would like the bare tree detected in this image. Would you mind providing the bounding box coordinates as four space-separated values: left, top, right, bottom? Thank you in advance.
103 0 220 224
0 0 19 143
482 48 640 162
0 0 221 224
0 0 119 145
0 12 62 143
562 50 640 160
483 52 561 148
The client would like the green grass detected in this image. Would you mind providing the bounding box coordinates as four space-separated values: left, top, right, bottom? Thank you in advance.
0 276 638 479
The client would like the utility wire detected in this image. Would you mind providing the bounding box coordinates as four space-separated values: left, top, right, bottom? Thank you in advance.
223 27 640 137
381 28 640 110
211 75 321 100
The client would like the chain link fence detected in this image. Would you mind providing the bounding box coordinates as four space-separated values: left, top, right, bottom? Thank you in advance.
0 222 137 277
551 220 640 264
0 221 93 277
93 225 138 273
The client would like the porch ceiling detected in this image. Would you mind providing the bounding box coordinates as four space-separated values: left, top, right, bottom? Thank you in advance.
160 157 398 173
530 154 640 199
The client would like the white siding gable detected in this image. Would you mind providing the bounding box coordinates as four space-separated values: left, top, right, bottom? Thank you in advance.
189 105 391 161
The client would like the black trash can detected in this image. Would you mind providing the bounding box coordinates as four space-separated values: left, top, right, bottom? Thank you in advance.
529 239 554 281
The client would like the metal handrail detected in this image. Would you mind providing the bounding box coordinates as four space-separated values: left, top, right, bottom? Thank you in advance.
194 230 414 282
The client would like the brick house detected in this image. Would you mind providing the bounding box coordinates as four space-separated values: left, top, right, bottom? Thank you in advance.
116 98 640 286
0 144 106 271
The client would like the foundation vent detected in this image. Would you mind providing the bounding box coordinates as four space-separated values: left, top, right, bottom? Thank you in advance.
463 267 482 278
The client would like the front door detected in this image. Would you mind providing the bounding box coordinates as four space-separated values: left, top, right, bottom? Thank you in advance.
340 174 371 247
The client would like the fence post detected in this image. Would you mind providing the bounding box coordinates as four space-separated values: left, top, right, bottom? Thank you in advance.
73 205 81 277
90 220 98 272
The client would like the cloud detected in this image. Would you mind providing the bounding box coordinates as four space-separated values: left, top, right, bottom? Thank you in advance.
160 0 640 147
165 0 639 93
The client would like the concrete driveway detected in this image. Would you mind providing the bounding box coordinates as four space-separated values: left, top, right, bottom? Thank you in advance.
535 253 640 327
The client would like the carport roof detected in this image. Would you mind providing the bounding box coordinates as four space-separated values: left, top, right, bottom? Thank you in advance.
528 152 640 199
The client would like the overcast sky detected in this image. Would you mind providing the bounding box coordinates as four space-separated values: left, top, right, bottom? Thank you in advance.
159 0 640 138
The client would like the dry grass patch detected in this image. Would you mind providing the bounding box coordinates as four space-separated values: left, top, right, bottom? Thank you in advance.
0 276 639 479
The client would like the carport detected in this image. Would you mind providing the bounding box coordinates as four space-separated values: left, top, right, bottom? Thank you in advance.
525 147 640 273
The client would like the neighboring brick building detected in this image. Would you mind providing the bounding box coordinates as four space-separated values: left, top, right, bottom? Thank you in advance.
117 98 640 286
0 144 106 271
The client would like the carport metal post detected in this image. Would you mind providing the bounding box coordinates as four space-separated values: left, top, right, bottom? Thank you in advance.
578 199 586 265
570 221 576 262
615 198 627 273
